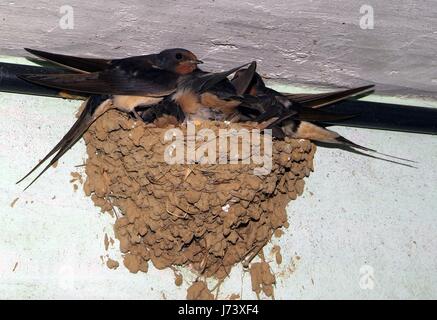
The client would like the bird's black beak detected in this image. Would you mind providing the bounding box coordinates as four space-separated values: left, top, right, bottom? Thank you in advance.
191 59 203 64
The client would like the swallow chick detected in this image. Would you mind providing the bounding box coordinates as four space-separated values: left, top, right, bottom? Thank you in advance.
138 62 258 129
233 69 375 110
232 70 363 134
233 70 371 124
140 97 186 127
232 70 415 165
171 61 257 123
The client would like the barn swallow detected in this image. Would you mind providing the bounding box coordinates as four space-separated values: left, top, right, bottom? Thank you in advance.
17 49 252 189
171 61 257 122
232 70 363 131
139 62 258 126
17 48 204 189
20 48 204 119
232 70 375 109
232 71 415 164
140 97 185 127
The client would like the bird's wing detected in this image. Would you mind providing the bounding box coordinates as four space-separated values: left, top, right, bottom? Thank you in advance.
19 66 179 97
190 62 255 93
288 106 358 122
282 85 374 109
231 61 257 95
25 48 112 73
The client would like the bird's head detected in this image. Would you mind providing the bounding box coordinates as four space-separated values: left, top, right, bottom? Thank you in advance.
157 48 203 74
232 69 265 96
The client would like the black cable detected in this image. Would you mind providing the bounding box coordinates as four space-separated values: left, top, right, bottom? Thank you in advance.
1 62 436 135
0 62 78 98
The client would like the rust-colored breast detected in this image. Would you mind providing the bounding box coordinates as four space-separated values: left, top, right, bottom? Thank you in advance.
200 92 241 115
175 63 196 75
174 89 201 114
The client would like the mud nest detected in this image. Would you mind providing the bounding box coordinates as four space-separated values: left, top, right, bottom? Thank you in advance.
82 109 316 279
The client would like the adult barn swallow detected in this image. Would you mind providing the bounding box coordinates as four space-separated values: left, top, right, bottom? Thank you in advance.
17 48 204 189
20 48 204 119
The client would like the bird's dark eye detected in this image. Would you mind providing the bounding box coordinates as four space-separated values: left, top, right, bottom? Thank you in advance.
175 53 183 60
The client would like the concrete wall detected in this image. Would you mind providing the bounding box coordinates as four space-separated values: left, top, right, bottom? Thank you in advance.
1 0 436 98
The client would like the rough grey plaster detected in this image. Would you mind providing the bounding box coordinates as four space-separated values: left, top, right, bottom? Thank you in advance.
0 1 436 98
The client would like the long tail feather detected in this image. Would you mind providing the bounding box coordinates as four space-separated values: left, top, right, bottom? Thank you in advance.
334 136 417 163
317 143 417 168
291 121 417 164
23 120 91 190
17 95 110 188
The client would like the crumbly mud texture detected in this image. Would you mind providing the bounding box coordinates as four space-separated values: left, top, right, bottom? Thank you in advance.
250 261 276 299
186 281 215 300
106 258 120 270
83 109 315 285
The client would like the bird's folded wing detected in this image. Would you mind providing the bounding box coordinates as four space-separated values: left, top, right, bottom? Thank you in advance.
25 48 112 73
19 69 178 97
292 107 358 122
282 85 374 109
231 61 257 95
